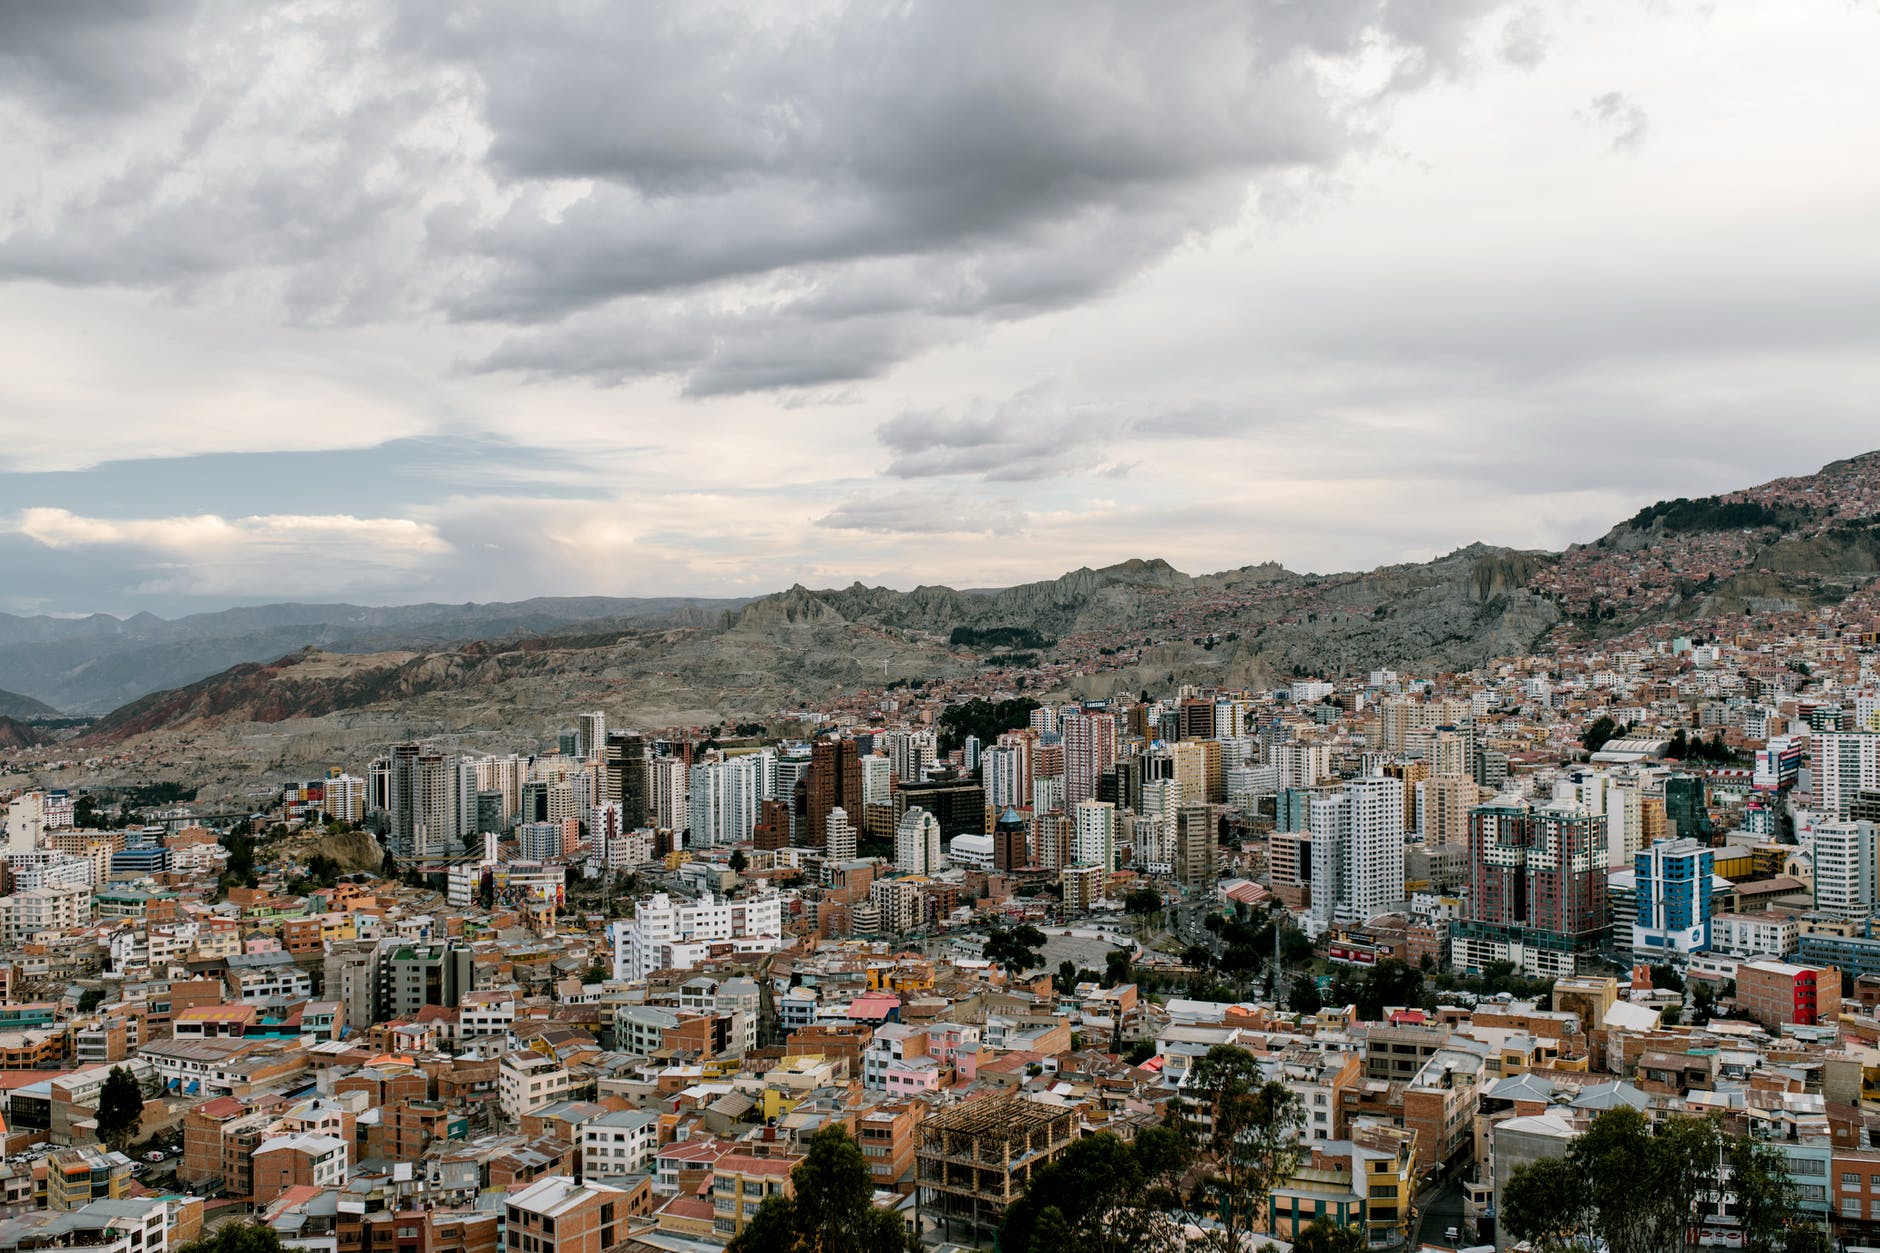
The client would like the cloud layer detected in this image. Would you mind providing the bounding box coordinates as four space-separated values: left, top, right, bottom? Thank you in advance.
2 2 1879 615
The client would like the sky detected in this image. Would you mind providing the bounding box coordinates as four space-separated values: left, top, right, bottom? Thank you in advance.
3 0 1879 617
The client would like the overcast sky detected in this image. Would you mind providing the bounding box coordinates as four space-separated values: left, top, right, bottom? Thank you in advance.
3 0 1878 617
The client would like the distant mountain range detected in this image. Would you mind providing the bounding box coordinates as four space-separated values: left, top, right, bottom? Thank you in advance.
14 450 1880 788
0 596 750 715
0 688 60 719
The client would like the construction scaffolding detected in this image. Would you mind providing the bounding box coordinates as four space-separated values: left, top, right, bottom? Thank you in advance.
915 1093 1076 1242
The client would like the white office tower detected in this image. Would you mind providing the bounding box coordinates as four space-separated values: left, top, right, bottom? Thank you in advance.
611 891 785 981
1812 820 1880 918
884 730 938 783
1140 778 1177 829
323 774 367 824
575 712 607 760
825 806 858 864
862 754 894 807
5 793 45 855
984 741 1033 810
1310 776 1407 927
1033 776 1066 817
894 807 942 875
963 735 981 773
651 759 689 832
519 821 564 861
1072 799 1120 871
688 757 763 847
471 754 525 826
1813 733 1880 818
1269 742 1331 789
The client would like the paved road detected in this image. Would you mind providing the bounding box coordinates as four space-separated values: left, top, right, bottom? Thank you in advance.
1412 1175 1469 1250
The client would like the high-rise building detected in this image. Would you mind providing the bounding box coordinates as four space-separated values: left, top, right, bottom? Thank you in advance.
1177 698 1216 740
1309 776 1406 926
1466 801 1608 939
993 807 1029 871
753 799 791 851
808 739 865 848
1173 805 1216 890
1071 799 1119 871
894 776 985 836
386 745 471 858
376 940 475 1022
518 821 565 862
1814 733 1880 819
688 757 763 847
1171 740 1209 809
651 758 689 832
1663 775 1709 841
981 741 1031 810
1031 812 1070 870
825 806 858 865
575 712 606 761
602 732 649 829
774 751 814 843
1631 837 1714 958
1429 727 1474 779
1062 710 1117 811
1421 775 1480 849
894 807 942 875
1811 820 1879 918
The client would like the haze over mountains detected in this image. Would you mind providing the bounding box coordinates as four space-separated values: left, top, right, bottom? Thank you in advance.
8 452 1880 784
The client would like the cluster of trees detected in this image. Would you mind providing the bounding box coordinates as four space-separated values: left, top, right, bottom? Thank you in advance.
1427 959 1556 1004
216 829 260 897
936 696 1043 752
948 625 1054 651
727 1125 913 1253
1504 1106 1825 1253
1665 728 1736 763
1001 1044 1364 1253
1581 715 1632 752
982 922 1047 974
1625 495 1808 535
1184 906 1312 988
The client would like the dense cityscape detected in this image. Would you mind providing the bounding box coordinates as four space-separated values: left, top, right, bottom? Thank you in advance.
6 3 1879 1252
6 572 1880 1252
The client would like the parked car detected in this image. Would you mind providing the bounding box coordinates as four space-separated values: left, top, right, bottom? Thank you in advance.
144 1151 166 1163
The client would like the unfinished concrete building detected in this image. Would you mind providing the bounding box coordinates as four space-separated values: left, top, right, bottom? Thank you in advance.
915 1093 1075 1242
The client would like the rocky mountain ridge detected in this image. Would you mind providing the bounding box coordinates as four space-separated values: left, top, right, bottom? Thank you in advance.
16 450 1880 795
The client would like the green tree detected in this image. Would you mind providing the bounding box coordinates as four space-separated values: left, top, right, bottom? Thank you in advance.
983 923 1048 975
1175 1046 1303 1253
1001 1129 1189 1253
175 1226 286 1253
1501 1156 1590 1252
729 848 749 873
1287 978 1323 1016
95 1065 145 1152
727 1125 908 1253
1054 960 1080 995
77 988 106 1013
1581 715 1619 753
1124 888 1163 914
1505 1108 1723 1253
1288 1218 1368 1253
1104 948 1132 987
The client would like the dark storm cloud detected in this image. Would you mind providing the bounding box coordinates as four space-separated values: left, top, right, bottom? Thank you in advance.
0 0 200 116
0 0 1507 390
